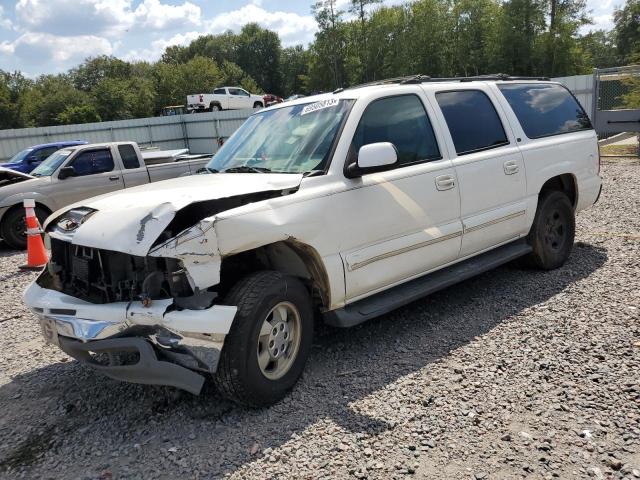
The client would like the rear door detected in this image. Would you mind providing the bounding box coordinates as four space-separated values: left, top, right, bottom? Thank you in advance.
117 144 150 188
431 87 528 257
54 148 124 206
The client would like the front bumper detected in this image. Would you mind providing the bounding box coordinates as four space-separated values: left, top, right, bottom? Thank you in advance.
24 281 238 394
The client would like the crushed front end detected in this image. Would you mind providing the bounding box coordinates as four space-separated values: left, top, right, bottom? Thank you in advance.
25 237 237 395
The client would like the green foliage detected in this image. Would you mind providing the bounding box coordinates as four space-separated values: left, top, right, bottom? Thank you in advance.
20 74 89 127
56 105 101 125
614 0 640 63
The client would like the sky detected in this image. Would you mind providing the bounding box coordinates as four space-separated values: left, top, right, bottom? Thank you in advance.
0 0 624 77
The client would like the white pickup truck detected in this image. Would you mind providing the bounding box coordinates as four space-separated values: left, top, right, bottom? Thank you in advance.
25 76 602 407
0 142 209 249
187 87 264 113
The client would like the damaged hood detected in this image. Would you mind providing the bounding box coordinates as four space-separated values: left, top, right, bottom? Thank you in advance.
51 173 303 256
0 166 34 185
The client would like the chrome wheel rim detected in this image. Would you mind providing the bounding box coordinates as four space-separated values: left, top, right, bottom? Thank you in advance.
257 301 301 380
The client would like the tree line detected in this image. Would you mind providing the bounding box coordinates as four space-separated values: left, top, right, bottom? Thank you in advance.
1 0 640 129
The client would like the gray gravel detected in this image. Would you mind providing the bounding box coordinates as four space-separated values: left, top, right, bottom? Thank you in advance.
0 158 638 480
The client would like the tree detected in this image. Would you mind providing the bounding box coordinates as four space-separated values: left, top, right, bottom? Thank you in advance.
280 46 310 95
578 30 618 69
347 0 382 83
235 24 283 94
56 105 101 124
311 0 347 88
614 0 640 63
71 56 132 91
499 0 547 75
20 75 89 127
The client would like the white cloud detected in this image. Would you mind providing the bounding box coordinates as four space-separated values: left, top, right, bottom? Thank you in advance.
0 41 14 56
0 6 13 30
133 0 201 30
121 31 201 61
207 4 317 45
14 0 200 37
10 32 113 67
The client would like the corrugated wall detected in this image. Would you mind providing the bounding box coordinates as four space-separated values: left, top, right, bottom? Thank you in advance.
0 109 254 162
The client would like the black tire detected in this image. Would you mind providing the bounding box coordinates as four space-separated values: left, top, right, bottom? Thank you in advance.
253 102 263 109
1 206 49 250
214 271 313 407
526 190 575 270
211 104 221 112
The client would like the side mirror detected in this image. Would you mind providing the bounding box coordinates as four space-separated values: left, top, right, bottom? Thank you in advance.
27 156 39 164
345 142 398 178
58 166 76 180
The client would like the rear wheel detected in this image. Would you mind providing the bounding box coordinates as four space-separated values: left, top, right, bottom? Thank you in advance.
253 102 263 109
1 205 49 250
526 190 575 270
214 271 313 407
210 104 221 112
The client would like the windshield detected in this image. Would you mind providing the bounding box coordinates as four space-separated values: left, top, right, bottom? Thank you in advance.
207 99 353 174
7 148 33 164
31 149 71 176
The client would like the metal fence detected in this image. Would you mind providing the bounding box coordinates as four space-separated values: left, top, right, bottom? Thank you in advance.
0 109 253 162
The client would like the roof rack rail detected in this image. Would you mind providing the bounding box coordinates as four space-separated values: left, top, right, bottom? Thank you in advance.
345 73 549 90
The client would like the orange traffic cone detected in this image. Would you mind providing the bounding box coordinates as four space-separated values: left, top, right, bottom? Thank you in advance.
19 199 48 271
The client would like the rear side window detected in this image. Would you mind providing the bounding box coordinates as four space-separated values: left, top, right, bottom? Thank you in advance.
118 144 140 169
213 88 225 94
498 83 592 138
71 149 114 176
352 95 441 166
436 90 509 155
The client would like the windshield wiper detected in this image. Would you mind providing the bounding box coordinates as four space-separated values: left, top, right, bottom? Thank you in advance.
223 165 272 173
206 167 219 173
303 170 324 178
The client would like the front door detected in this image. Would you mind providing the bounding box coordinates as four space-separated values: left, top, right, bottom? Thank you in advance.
339 93 462 302
55 148 124 207
432 88 527 258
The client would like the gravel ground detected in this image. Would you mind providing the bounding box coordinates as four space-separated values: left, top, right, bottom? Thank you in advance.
0 159 638 480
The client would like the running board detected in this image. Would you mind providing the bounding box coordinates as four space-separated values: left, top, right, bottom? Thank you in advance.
324 239 532 328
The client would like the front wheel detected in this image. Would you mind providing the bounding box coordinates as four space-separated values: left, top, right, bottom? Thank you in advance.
526 190 575 270
1 206 48 250
214 271 313 407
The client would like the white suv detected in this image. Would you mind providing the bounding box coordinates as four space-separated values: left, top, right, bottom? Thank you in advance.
25 75 602 406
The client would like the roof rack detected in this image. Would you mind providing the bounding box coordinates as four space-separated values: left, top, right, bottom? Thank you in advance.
344 73 550 91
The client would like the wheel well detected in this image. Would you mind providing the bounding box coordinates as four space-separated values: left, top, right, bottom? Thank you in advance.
1 202 51 224
253 101 263 107
539 174 577 208
218 240 330 311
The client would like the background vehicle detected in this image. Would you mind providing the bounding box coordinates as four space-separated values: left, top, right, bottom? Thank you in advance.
160 105 186 116
263 94 283 107
2 141 87 173
285 94 305 102
187 87 264 113
0 142 208 249
24 76 601 407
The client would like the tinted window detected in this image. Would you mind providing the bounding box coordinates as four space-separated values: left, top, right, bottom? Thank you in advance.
228 88 241 96
33 146 58 162
352 95 440 166
436 90 509 155
118 144 140 169
71 149 114 176
498 83 592 138
213 88 225 94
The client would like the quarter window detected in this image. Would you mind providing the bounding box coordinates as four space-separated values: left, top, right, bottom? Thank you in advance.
118 144 140 169
436 90 509 155
498 83 592 138
71 149 114 176
352 95 441 167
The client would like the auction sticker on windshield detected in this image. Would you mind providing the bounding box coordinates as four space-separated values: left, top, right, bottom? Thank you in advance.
301 98 339 116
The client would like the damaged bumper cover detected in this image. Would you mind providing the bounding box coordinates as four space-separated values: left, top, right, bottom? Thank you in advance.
24 282 237 394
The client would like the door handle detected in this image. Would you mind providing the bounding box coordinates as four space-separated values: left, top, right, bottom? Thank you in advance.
503 161 519 175
435 174 455 191
108 175 120 181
